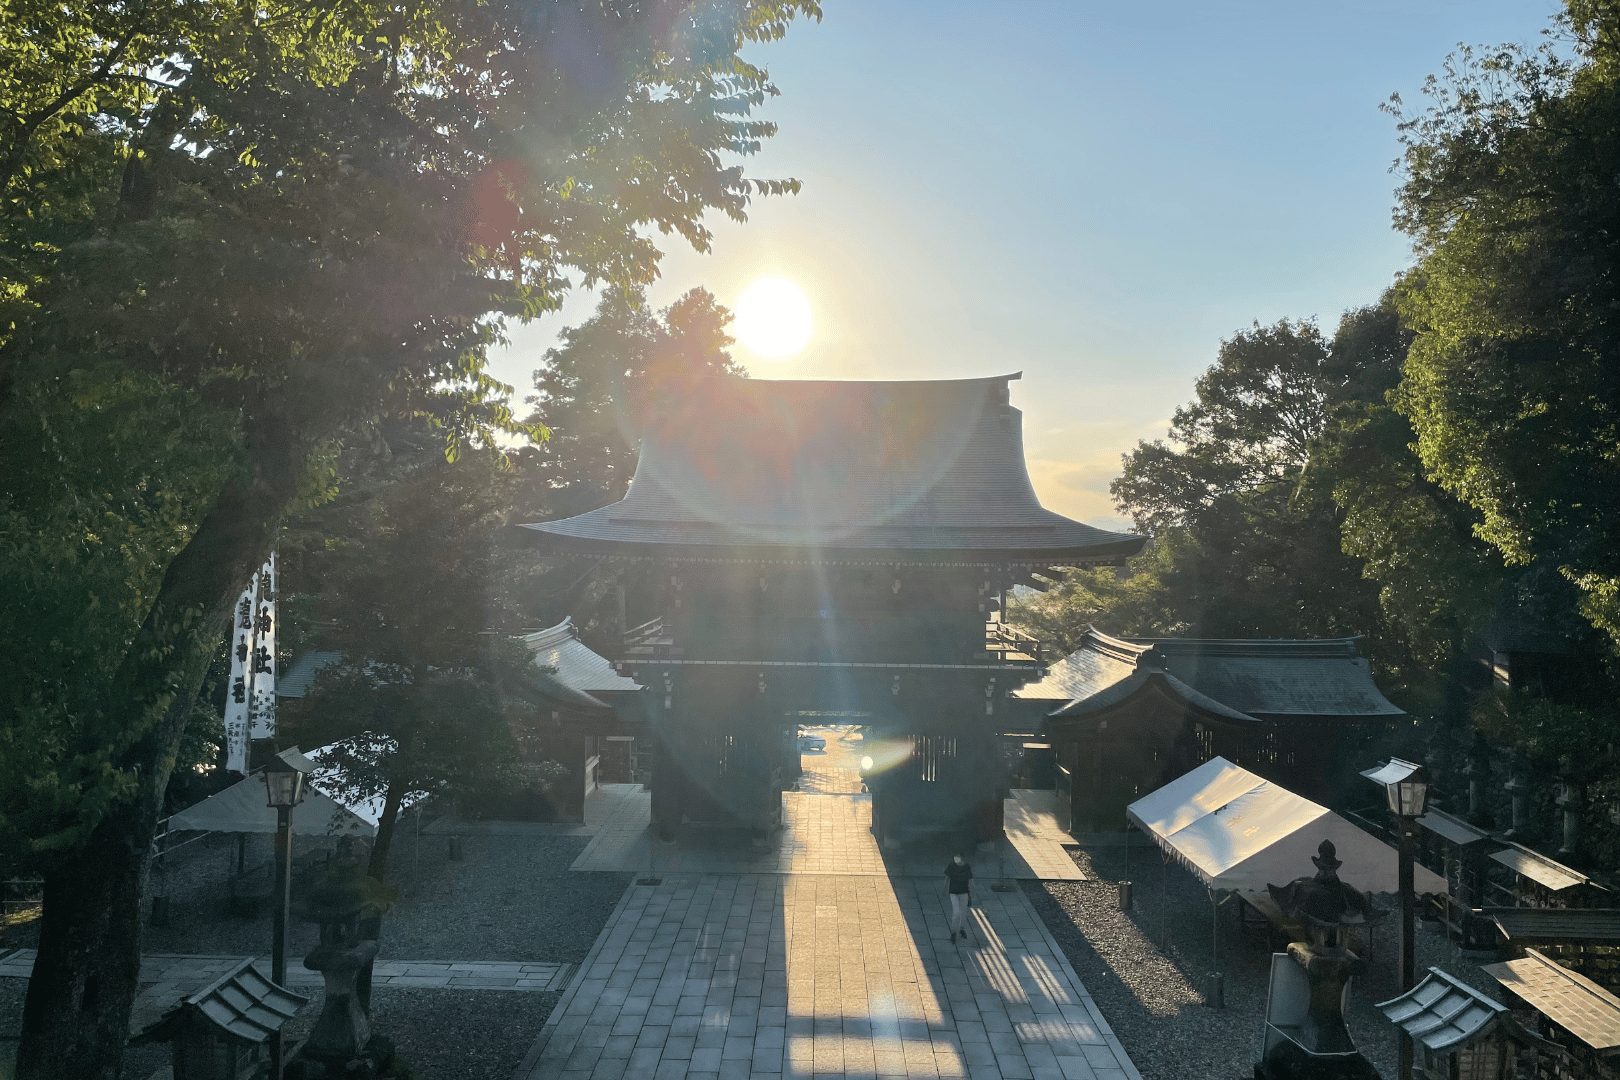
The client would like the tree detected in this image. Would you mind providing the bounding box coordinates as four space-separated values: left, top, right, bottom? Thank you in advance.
521 284 743 516
1298 299 1502 673
1006 546 1181 653
1390 2 1620 648
287 445 529 880
1107 318 1384 643
506 284 743 631
0 3 818 1074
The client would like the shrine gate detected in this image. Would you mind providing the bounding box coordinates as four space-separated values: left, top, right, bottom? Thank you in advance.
523 373 1143 846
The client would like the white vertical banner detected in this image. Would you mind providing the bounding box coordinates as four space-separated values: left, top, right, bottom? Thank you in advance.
249 551 277 740
223 575 258 774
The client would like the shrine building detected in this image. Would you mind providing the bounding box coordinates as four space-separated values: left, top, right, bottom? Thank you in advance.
1010 628 1405 832
521 373 1144 846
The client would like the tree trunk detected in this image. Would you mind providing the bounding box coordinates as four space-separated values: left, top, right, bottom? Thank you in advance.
367 780 406 881
15 417 301 1080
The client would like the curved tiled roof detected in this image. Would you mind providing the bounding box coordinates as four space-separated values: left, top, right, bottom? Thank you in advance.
1015 627 1403 719
523 617 642 711
1048 669 1260 725
521 374 1143 560
1376 967 1515 1054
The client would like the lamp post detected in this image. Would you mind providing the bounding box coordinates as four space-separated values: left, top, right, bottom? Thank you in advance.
1361 756 1428 1080
262 752 308 1080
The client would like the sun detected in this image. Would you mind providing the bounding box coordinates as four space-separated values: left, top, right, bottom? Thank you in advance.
733 277 812 360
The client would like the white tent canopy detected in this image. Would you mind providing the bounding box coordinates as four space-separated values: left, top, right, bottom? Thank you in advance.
1126 757 1446 896
166 744 416 837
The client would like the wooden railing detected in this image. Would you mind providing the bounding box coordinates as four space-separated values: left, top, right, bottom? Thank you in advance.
986 622 1046 665
620 614 1051 667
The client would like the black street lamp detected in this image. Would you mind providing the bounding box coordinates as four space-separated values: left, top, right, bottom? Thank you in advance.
1361 756 1429 1080
261 752 309 1080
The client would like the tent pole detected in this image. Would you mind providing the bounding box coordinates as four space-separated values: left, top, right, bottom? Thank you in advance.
1211 888 1218 971
1160 854 1167 949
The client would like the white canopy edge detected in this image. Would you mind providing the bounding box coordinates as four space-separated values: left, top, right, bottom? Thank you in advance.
1127 757 1447 897
167 740 425 837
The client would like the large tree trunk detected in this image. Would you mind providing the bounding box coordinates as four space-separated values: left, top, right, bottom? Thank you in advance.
15 417 301 1080
367 780 406 881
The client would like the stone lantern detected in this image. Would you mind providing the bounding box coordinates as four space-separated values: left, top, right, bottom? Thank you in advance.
1254 839 1385 1080
294 837 392 1075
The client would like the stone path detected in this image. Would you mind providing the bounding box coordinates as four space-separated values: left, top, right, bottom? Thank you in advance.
796 726 868 795
1001 792 1086 884
518 873 1140 1080
0 947 572 993
571 791 1084 883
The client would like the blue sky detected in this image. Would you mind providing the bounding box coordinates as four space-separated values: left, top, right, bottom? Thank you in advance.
489 1 1562 529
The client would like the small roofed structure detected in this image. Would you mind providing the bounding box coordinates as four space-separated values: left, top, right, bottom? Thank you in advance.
524 617 642 705
1486 841 1612 909
1013 629 1403 832
1490 908 1620 949
1483 949 1620 1068
1375 967 1533 1080
518 618 645 818
133 957 308 1080
275 650 342 700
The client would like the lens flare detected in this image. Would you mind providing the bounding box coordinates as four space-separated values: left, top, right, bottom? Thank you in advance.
733 277 812 359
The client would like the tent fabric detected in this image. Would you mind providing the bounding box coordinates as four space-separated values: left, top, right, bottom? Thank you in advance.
166 742 421 837
1126 757 1447 897
167 767 374 837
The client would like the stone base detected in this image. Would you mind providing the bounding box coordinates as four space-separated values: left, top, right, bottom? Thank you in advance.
1255 1039 1379 1080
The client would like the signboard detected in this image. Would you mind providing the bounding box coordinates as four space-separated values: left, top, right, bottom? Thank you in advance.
223 552 276 774
248 552 276 740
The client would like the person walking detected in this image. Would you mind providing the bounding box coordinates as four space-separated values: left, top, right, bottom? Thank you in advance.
944 853 973 942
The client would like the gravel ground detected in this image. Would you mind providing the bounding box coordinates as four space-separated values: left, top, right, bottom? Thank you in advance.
3 824 617 1079
361 987 558 1079
1027 842 1500 1080
0 981 558 1080
0 979 23 1078
142 826 630 963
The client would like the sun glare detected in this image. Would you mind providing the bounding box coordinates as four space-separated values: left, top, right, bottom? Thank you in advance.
733 277 812 360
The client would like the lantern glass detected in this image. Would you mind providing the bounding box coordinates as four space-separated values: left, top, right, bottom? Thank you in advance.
262 762 305 808
1397 776 1428 818
1364 758 1427 819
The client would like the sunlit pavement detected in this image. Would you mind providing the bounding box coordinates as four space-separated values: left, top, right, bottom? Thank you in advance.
518 872 1140 1079
570 789 1083 884
795 726 868 795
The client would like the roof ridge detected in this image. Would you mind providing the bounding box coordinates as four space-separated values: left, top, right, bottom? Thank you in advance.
1080 626 1154 664
650 372 1024 388
523 616 577 647
1127 636 1366 657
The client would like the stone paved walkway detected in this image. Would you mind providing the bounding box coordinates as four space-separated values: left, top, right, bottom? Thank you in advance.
571 791 1084 883
518 873 1140 1080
